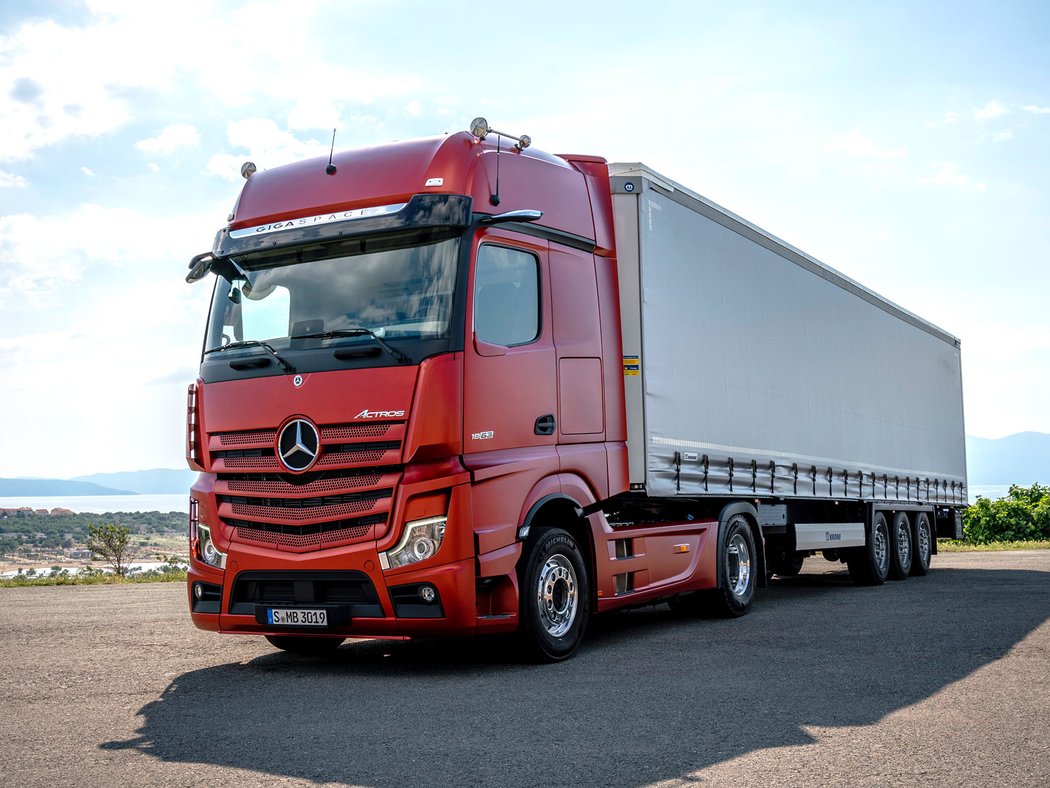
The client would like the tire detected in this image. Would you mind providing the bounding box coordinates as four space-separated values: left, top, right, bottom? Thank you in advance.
709 514 757 617
265 635 345 655
519 528 590 662
847 511 890 585
910 512 933 576
888 512 912 580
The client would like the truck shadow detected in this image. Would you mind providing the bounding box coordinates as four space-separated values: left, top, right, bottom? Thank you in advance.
103 565 1048 786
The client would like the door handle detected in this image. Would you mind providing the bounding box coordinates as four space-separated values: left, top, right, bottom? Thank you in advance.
534 414 556 436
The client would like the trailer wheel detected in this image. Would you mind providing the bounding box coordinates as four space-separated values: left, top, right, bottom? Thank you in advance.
888 512 913 580
520 527 590 662
910 512 933 576
847 512 890 585
265 636 345 655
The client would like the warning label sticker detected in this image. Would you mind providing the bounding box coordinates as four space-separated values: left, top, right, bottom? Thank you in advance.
623 355 640 377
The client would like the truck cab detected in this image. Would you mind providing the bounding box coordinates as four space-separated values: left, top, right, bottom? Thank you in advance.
185 125 645 660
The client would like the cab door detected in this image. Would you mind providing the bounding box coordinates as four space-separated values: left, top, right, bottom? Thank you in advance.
463 230 557 457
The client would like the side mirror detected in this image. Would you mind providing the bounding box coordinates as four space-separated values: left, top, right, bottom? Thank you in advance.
186 252 213 283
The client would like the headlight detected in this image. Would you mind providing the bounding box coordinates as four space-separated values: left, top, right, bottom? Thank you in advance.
379 516 446 570
197 524 227 570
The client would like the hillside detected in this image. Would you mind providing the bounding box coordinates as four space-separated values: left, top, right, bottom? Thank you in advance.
0 479 134 497
73 469 197 494
966 432 1050 485
1 468 196 498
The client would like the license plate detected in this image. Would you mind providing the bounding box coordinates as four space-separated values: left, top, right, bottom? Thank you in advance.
266 608 328 627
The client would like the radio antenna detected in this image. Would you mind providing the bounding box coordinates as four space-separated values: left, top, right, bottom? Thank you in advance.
491 134 502 206
326 129 337 175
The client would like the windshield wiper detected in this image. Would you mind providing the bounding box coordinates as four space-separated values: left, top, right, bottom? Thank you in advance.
291 328 412 365
205 340 295 373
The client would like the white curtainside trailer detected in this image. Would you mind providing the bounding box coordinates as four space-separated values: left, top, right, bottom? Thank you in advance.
607 163 966 576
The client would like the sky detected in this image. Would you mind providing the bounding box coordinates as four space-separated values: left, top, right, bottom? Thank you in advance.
1 0 1048 479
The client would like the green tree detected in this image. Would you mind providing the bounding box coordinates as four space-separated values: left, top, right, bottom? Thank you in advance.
87 524 135 576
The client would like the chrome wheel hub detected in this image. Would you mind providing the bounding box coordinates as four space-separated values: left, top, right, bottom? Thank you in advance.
874 523 889 572
897 521 911 567
727 533 752 597
537 554 578 638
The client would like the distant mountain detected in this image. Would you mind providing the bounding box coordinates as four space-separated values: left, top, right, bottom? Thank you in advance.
967 432 1050 485
72 468 198 494
0 478 135 497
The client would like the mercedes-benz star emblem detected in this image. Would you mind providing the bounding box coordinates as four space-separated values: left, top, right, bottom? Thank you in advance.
277 418 320 472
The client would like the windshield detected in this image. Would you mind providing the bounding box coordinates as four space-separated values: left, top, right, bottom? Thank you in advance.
204 235 460 355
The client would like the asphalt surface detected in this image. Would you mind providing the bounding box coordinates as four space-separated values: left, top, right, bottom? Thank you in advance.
1 551 1048 787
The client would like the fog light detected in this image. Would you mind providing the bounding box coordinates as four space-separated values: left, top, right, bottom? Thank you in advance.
418 585 437 603
194 583 204 600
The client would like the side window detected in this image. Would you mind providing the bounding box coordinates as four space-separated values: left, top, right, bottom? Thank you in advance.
473 245 539 346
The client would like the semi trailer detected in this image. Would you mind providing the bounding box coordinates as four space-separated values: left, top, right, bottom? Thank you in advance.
184 118 966 660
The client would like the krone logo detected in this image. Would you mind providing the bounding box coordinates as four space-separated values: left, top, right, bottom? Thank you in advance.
277 418 320 472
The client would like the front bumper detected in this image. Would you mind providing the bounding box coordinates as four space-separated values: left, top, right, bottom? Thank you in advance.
188 545 483 639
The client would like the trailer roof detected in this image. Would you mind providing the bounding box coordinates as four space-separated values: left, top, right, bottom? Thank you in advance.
608 162 960 347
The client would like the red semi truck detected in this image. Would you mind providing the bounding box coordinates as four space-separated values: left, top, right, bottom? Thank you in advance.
185 118 967 660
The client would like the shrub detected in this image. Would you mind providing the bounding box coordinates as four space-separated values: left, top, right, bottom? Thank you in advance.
964 484 1050 544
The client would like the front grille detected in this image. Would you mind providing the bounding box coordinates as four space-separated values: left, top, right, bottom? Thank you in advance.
230 515 383 551
224 470 384 495
207 420 405 554
220 430 276 446
229 570 384 618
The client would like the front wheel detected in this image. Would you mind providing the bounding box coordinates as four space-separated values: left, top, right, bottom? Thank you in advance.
710 514 757 617
520 528 591 662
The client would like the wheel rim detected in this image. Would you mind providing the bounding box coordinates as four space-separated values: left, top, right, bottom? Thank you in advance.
727 532 752 597
918 519 931 564
536 554 578 638
873 522 889 573
897 520 911 567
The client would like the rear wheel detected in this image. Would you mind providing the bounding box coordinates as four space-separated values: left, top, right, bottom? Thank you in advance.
910 512 933 576
265 635 345 655
847 511 890 585
888 512 913 580
520 527 590 662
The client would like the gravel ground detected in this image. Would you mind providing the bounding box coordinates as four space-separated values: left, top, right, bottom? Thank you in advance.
1 551 1047 787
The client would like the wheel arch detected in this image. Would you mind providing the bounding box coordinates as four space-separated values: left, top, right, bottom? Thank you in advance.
515 475 598 604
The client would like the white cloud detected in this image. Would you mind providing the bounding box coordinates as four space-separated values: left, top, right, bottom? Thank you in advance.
977 129 1014 144
137 124 200 154
1022 104 1050 115
0 2 423 162
205 118 332 181
972 100 1009 121
0 192 224 476
79 166 95 177
0 203 221 302
0 171 29 188
827 128 907 160
919 162 987 192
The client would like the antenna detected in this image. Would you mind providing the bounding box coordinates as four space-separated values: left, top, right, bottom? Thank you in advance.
491 134 502 206
326 129 337 175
